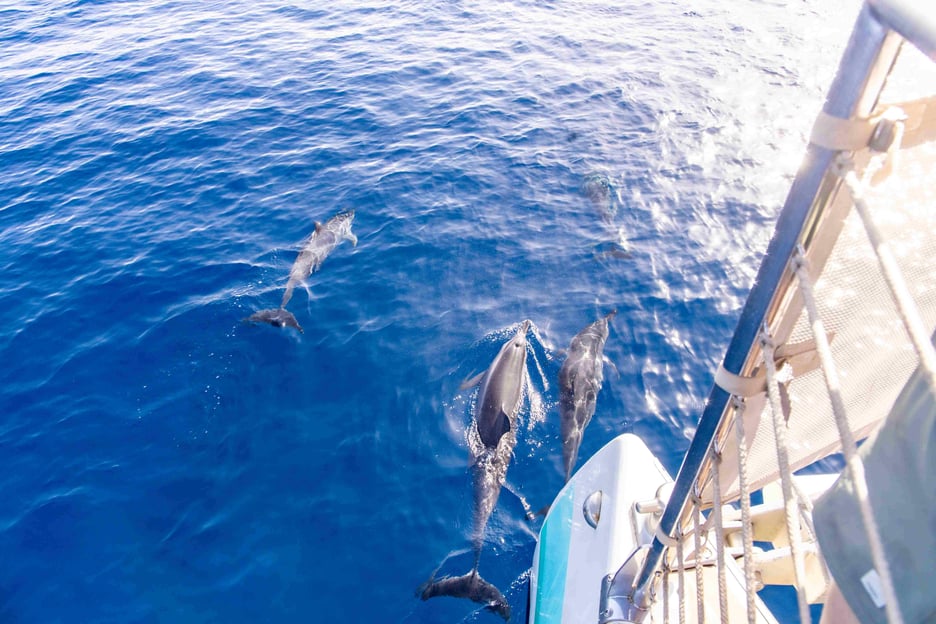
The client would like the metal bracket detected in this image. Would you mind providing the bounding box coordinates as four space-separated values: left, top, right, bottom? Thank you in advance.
598 546 651 624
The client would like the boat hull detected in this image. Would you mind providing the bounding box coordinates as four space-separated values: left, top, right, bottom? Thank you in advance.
529 434 672 624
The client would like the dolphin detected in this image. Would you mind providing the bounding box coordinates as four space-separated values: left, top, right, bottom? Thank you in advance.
246 210 357 333
581 172 617 224
280 210 357 308
244 308 303 333
418 570 510 621
559 311 615 482
467 320 531 551
419 320 531 620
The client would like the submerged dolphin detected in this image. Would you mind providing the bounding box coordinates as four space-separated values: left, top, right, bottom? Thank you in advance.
582 172 617 224
559 311 615 482
419 570 510 621
280 210 357 309
581 173 631 259
419 320 532 621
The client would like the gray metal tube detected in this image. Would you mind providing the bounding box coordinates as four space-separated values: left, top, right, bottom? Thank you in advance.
869 0 936 59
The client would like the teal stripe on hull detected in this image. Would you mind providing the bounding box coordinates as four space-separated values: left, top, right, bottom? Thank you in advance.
533 484 575 623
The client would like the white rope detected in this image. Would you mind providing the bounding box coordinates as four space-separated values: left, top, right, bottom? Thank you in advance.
677 527 686 624
761 331 812 624
733 397 757 624
651 572 657 624
663 554 670 624
692 501 706 624
791 479 815 523
835 153 936 394
710 448 729 623
793 249 905 624
792 479 832 588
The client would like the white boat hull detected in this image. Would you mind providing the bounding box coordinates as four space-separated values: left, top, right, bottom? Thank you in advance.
529 434 672 623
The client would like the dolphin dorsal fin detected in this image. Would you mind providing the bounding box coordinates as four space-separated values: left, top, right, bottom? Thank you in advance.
314 221 324 233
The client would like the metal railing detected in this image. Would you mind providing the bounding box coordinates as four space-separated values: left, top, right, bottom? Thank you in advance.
600 1 936 621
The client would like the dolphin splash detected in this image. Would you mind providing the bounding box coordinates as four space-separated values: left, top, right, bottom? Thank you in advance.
245 210 357 333
419 320 532 621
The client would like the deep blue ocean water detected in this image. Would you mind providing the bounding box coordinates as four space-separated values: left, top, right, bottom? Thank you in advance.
1 1 858 622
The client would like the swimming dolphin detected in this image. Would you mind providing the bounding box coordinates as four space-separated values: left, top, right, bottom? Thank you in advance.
419 570 510 621
419 320 531 620
559 311 615 482
280 210 357 308
468 320 530 551
246 210 357 333
244 308 303 333
582 172 617 224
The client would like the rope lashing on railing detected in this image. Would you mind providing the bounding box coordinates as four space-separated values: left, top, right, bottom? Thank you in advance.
790 478 833 590
663 552 670 624
677 525 686 624
732 396 757 624
761 330 812 624
692 502 705 624
792 247 904 624
833 153 936 396
710 448 729 623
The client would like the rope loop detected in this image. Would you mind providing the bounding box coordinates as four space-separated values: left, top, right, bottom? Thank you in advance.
792 244 808 272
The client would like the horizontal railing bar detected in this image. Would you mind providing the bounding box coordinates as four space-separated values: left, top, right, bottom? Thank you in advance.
869 0 936 59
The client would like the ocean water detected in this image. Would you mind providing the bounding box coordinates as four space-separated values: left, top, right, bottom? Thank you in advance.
0 1 859 622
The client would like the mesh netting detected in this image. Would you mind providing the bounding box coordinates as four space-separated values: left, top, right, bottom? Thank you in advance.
705 46 936 504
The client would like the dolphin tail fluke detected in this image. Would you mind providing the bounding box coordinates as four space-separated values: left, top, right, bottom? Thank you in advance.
244 308 303 334
418 570 511 621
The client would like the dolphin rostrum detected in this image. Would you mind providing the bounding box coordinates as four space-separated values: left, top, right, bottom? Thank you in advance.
246 210 357 332
419 320 532 621
559 311 615 482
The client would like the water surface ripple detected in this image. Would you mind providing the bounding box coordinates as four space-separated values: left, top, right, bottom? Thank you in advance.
0 1 857 622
